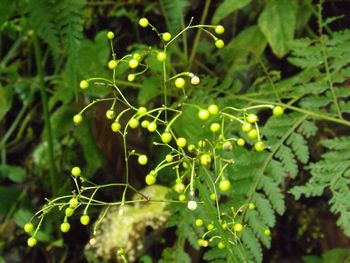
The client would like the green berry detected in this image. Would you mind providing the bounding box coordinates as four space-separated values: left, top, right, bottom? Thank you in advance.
215 25 225 34
210 193 217 201
133 53 141 60
145 174 156 185
129 118 139 128
247 129 258 139
247 113 258 123
138 107 147 115
187 144 196 152
207 223 214 231
106 110 115 120
65 207 74 217
111 122 121 132
139 18 149 27
69 198 79 208
27 237 37 247
176 137 187 148
198 109 210 120
210 123 221 132
174 77 185 88
178 194 186 201
215 39 224 48
218 241 225 249
208 104 219 115
141 120 150 128
273 106 284 116
233 223 243 232
198 139 206 148
60 222 71 233
237 138 245 146
200 154 212 166
165 154 173 162
129 59 139 68
71 166 81 177
73 114 83 125
198 239 208 247
117 248 125 256
161 132 172 144
254 141 265 152
80 215 90 225
79 80 89 89
147 122 157 132
195 219 204 227
157 52 166 62
248 203 255 210
174 182 185 193
108 60 117 69
24 223 34 233
264 228 271 236
128 74 135 82
138 154 148 165
219 179 231 191
162 32 171 41
242 123 252 133
107 31 114 39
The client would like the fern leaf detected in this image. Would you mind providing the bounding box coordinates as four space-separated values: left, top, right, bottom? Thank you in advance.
287 132 309 163
159 0 188 35
290 136 350 236
253 193 275 227
241 226 263 263
258 176 285 215
275 144 298 178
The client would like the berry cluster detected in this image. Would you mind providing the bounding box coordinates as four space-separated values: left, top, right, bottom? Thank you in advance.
25 18 284 258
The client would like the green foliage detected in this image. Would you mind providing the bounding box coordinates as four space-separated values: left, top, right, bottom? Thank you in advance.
159 0 188 34
290 136 350 236
212 0 251 24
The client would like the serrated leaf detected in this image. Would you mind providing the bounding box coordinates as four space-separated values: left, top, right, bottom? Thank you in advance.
253 193 275 227
241 226 263 263
258 0 297 57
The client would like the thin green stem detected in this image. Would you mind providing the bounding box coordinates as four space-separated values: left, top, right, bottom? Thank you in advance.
33 34 57 195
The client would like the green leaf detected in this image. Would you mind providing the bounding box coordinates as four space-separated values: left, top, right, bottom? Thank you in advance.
212 0 251 24
258 0 297 57
75 120 104 177
0 186 20 214
0 165 26 183
0 86 14 121
241 226 263 263
159 0 188 35
138 76 162 105
12 209 33 227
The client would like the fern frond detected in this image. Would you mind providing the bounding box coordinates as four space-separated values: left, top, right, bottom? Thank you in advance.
159 0 188 34
241 226 263 263
290 136 350 236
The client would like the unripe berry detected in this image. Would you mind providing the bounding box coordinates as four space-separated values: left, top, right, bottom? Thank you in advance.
138 154 148 165
200 154 212 166
147 122 157 132
195 219 204 227
273 106 284 116
215 25 225 34
139 18 149 27
264 228 271 236
210 123 221 132
60 222 71 233
248 203 255 210
141 120 150 128
106 110 115 120
247 113 258 123
215 39 224 48
79 80 89 89
129 118 139 128
161 132 172 144
107 31 114 39
219 179 231 191
198 109 210 120
254 141 265 152
111 122 121 132
145 174 156 185
27 237 37 247
73 114 83 125
178 194 186 201
208 104 219 115
108 60 117 69
174 182 185 193
165 154 173 162
157 52 167 62
24 223 34 233
80 215 90 225
65 207 74 217
162 32 172 41
128 74 135 82
138 107 147 115
218 241 225 249
129 59 139 68
233 223 243 232
237 138 245 146
242 123 252 133
71 166 81 177
176 137 187 148
175 77 185 88
247 129 258 139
